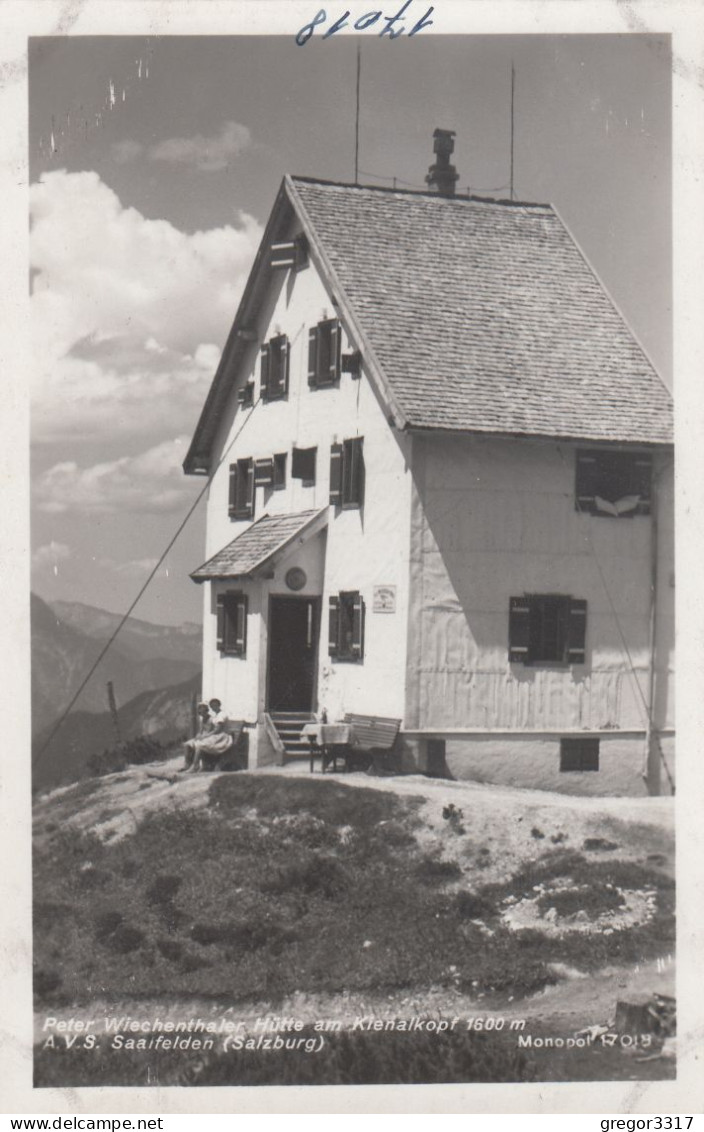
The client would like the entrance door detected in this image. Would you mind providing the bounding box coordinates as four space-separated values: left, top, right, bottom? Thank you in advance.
267 596 320 712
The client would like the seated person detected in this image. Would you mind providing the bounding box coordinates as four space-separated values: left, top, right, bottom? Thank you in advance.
182 702 213 771
187 698 236 773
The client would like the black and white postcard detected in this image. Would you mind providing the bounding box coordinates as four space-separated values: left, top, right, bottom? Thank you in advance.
3 0 704 1117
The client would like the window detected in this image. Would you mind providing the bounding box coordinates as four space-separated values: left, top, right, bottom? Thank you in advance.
576 449 652 517
308 319 341 388
328 591 365 661
509 595 587 665
261 334 290 401
270 234 308 271
330 437 364 508
228 458 255 520
273 452 287 490
237 381 254 409
291 446 317 486
560 737 599 772
216 592 248 657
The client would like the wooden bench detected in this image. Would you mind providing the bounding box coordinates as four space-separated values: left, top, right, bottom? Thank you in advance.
343 713 402 774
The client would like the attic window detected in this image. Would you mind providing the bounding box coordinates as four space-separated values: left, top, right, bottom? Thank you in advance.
509 595 587 666
576 449 652 517
261 335 290 402
308 319 341 388
330 437 365 508
270 234 308 271
292 446 317 486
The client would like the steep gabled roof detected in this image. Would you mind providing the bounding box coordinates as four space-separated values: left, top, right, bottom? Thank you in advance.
184 176 672 473
190 509 326 582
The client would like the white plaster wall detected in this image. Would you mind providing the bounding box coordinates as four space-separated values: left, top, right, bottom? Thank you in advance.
197 231 413 724
406 436 675 737
441 734 673 797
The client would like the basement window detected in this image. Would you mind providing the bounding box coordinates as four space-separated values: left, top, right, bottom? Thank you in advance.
328 591 365 662
329 437 365 508
560 737 599 772
509 595 587 666
228 458 255 520
575 449 652 517
260 334 290 402
308 319 341 388
216 592 248 657
291 446 317 486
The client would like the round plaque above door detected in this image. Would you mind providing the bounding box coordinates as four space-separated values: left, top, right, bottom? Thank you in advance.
285 567 307 592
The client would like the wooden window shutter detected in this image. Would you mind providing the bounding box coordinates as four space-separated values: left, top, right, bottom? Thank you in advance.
234 594 248 655
351 594 364 659
329 443 343 506
216 594 226 651
348 437 364 507
284 339 291 396
228 464 238 518
246 459 255 516
307 327 319 388
575 451 598 512
260 343 270 401
567 598 587 664
328 321 341 383
508 597 531 663
254 457 274 487
328 595 340 657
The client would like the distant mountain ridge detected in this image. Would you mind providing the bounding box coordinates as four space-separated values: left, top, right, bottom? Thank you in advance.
31 593 202 736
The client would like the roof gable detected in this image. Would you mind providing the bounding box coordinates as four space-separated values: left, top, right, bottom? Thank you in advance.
184 175 672 473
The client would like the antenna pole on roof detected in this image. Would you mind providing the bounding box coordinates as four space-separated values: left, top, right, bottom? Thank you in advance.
510 61 515 201
354 42 361 184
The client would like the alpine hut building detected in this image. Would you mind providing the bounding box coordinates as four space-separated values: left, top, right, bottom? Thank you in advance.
184 131 674 796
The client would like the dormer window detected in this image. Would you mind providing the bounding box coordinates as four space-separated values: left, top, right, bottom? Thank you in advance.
576 449 652 517
308 319 341 388
261 335 290 402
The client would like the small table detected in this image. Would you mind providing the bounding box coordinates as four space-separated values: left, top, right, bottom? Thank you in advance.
301 723 352 773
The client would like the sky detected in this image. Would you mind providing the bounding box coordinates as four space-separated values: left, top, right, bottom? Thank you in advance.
28 33 672 627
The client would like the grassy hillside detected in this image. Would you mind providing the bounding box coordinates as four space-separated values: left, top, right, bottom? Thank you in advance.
33 770 675 1086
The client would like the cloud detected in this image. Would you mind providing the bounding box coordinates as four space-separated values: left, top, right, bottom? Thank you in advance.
110 121 251 172
32 541 72 572
34 437 201 516
30 170 263 444
149 120 251 171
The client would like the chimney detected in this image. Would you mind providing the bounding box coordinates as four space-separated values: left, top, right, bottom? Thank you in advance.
425 128 459 197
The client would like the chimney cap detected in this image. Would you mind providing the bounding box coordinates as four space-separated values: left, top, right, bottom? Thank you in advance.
427 128 459 196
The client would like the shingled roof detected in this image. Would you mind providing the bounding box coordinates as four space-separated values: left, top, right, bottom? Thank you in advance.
191 509 326 582
184 176 672 473
289 178 672 445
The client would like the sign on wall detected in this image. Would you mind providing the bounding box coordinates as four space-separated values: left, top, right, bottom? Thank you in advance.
373 585 396 613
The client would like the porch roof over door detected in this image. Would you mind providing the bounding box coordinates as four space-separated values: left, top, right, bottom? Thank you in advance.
190 508 328 582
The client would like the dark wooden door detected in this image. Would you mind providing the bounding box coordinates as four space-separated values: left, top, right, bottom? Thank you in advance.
267 596 320 712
